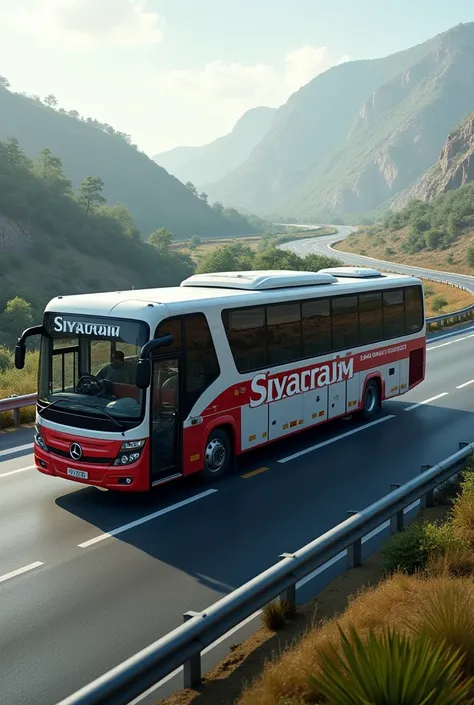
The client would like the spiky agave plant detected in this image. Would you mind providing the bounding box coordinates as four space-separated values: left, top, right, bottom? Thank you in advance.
308 624 472 705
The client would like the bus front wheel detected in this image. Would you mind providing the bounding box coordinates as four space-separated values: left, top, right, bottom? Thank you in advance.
200 428 231 482
360 379 381 421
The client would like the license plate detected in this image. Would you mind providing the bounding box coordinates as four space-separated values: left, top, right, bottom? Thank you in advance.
67 468 88 480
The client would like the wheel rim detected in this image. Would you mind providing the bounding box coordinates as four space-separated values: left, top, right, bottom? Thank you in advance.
365 386 377 413
205 438 226 473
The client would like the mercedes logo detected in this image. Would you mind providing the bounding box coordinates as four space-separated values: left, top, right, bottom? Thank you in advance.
69 443 83 460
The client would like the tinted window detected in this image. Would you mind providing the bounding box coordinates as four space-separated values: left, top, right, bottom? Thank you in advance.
383 289 405 338
184 314 220 396
224 307 266 373
359 291 383 345
302 298 331 357
332 295 359 350
405 286 424 334
52 338 79 392
266 303 301 365
155 317 183 354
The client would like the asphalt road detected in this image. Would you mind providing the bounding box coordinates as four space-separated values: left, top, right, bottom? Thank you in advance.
1 320 474 704
279 225 474 293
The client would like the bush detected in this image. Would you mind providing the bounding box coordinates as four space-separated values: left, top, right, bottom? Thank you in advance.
466 247 474 267
261 600 296 631
382 520 464 575
307 624 472 705
432 295 448 311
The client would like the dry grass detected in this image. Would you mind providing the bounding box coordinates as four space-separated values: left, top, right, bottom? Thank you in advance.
336 225 474 275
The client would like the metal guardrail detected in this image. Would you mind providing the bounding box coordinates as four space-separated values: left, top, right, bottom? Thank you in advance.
56 440 474 705
0 393 37 424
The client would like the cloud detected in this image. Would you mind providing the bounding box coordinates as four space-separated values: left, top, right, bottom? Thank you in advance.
11 0 164 49
161 45 350 115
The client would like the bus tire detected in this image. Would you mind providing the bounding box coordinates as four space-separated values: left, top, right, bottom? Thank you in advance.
200 428 231 482
360 379 380 420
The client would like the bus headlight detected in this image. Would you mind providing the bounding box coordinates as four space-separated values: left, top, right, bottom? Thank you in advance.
35 426 47 451
113 440 145 466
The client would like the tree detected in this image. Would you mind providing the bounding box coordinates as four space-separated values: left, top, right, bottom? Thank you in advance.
44 94 58 108
35 148 72 197
148 227 174 253
185 181 198 197
0 297 33 348
78 176 106 215
212 201 224 214
5 137 33 171
96 203 140 240
0 76 10 89
189 234 201 249
68 110 80 119
197 242 254 273
199 192 208 204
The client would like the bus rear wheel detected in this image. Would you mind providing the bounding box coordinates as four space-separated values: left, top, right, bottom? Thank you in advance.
200 428 231 482
360 379 380 420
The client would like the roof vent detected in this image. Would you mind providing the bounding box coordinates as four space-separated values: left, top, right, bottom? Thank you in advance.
318 266 383 279
180 270 338 291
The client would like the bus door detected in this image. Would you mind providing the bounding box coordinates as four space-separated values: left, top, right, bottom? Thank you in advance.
150 355 182 484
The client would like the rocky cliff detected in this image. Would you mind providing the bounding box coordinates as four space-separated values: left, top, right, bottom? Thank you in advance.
392 113 474 209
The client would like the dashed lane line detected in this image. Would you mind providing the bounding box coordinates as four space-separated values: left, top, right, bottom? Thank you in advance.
0 561 44 585
0 465 35 479
403 392 449 412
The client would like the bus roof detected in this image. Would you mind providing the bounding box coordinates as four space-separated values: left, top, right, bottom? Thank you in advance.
44 268 423 322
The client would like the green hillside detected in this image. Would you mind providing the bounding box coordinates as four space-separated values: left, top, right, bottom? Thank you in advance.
0 84 258 239
0 136 195 346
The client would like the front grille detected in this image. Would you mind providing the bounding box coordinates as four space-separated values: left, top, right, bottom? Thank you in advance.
46 445 114 465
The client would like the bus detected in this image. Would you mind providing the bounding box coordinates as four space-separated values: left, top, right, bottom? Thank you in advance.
14 267 426 492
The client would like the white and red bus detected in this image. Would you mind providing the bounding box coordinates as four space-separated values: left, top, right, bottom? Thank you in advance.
15 267 426 492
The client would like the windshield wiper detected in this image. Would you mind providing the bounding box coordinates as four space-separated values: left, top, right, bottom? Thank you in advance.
40 396 126 431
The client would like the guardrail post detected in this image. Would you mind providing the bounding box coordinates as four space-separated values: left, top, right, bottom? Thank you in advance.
12 408 20 426
278 553 296 608
420 465 434 509
390 484 404 534
347 511 362 568
182 611 201 689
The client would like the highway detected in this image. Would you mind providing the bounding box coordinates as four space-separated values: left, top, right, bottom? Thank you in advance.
1 232 474 704
2 331 474 703
280 225 474 293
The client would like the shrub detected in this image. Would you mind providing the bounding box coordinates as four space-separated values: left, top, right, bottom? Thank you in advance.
466 247 474 267
307 623 472 705
382 520 464 575
261 600 295 631
415 580 474 676
432 295 448 311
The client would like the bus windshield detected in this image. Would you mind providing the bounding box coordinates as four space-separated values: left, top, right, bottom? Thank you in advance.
38 313 149 431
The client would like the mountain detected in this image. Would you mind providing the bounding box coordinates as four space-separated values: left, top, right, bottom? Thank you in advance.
0 136 195 329
153 106 277 188
391 111 474 209
0 85 258 240
205 22 474 220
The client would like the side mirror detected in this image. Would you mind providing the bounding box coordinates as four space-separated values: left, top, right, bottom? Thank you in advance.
136 359 151 389
14 341 26 370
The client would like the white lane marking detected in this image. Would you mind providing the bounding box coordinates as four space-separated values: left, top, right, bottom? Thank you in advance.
128 497 423 703
427 325 474 344
0 442 33 458
0 561 44 584
457 379 474 389
278 415 395 464
78 489 219 548
428 334 474 350
0 465 35 479
404 392 449 412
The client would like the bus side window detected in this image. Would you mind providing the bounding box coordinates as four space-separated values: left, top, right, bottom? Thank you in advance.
359 292 383 345
183 314 220 413
404 286 424 333
383 289 405 339
223 307 266 373
331 295 359 350
266 302 301 365
155 317 183 354
302 298 331 357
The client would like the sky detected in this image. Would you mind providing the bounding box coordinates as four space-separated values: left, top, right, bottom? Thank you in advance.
0 0 473 156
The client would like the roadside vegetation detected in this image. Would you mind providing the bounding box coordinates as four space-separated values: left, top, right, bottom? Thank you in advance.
338 182 474 275
160 458 474 705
